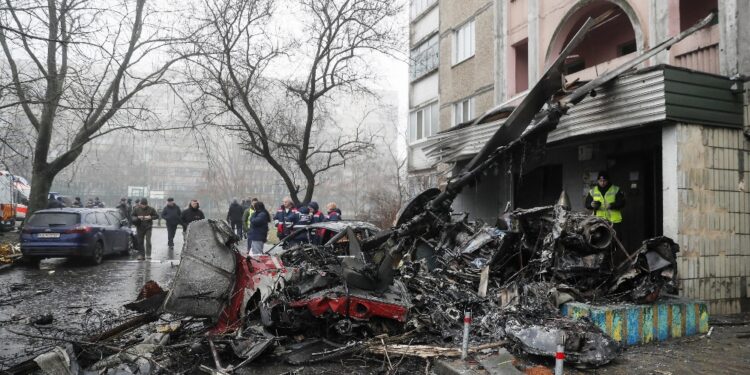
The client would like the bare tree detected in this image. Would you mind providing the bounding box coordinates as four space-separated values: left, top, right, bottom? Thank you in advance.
348 114 406 227
182 0 403 205
198 127 287 209
0 0 189 213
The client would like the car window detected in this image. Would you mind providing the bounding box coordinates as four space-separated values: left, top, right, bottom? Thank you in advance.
84 213 97 225
106 212 121 225
26 212 79 227
96 212 110 225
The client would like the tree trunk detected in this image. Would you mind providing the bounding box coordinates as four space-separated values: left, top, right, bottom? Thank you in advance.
302 182 314 205
28 169 53 215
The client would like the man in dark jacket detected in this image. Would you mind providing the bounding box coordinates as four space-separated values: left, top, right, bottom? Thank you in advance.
71 197 83 208
132 198 159 260
226 198 245 237
181 199 205 233
161 197 182 249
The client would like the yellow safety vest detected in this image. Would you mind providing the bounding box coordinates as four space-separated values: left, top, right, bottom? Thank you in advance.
245 208 255 228
590 185 622 223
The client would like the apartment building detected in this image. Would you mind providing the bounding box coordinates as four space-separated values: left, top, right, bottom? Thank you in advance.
408 0 750 313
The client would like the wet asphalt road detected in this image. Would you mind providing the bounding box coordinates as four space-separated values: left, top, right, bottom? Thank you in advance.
0 227 182 367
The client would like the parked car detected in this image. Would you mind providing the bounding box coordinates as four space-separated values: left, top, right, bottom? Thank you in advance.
20 208 134 265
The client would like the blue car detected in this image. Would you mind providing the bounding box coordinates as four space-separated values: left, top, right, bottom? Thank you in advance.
20 208 133 265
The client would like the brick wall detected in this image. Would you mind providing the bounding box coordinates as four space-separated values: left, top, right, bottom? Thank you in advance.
675 124 750 314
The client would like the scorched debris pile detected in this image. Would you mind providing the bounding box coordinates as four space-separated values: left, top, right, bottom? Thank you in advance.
92 207 676 373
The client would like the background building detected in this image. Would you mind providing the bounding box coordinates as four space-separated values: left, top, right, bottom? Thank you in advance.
408 0 750 313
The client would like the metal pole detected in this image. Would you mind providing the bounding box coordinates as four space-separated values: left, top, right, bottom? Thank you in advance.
461 310 471 359
555 331 566 375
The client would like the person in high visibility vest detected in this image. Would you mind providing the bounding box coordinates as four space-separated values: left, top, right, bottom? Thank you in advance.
585 171 625 234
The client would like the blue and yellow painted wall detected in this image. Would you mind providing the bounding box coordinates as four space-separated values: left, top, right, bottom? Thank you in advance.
561 298 709 346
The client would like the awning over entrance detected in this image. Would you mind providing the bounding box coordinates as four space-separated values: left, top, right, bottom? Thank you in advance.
421 65 743 164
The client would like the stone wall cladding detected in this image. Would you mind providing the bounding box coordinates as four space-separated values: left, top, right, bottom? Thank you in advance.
676 124 750 314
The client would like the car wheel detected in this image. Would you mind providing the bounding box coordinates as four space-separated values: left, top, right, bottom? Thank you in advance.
89 241 104 265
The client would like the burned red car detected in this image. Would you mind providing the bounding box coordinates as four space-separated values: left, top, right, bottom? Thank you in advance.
161 220 410 348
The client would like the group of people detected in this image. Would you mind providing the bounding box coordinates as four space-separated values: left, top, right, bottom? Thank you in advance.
126 197 205 261
225 196 342 256
46 196 105 209
43 170 621 261
48 191 346 260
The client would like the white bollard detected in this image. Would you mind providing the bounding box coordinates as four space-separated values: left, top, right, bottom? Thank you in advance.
554 331 566 375
461 310 471 360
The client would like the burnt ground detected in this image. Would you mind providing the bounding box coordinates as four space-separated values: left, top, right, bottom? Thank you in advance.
0 228 748 374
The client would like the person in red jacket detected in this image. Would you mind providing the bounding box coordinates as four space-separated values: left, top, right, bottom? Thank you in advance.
325 202 340 221
273 196 299 239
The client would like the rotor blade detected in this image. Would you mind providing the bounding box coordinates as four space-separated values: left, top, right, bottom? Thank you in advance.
461 16 597 172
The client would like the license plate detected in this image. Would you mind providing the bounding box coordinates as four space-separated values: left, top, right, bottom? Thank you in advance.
38 233 60 238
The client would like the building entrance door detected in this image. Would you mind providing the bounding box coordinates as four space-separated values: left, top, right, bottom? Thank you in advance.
608 149 662 252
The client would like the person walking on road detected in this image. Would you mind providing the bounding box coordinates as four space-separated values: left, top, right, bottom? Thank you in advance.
248 201 270 256
93 197 105 208
71 197 83 208
161 197 182 250
132 198 159 260
181 199 205 233
227 198 245 237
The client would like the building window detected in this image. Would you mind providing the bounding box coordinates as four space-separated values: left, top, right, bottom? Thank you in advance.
617 40 636 56
453 97 474 125
410 35 439 81
563 58 585 75
679 0 717 31
452 19 475 65
410 0 437 20
513 39 528 94
409 102 439 143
